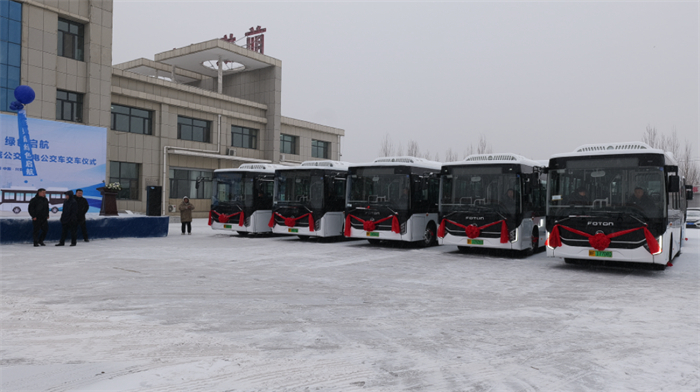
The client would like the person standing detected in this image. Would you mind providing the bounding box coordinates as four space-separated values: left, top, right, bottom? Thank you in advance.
56 190 78 246
28 188 50 247
75 189 90 242
179 196 194 235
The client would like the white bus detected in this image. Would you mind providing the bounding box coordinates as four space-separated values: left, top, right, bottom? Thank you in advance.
1 187 68 214
438 154 547 254
345 156 441 246
270 160 349 239
545 142 689 270
209 164 286 236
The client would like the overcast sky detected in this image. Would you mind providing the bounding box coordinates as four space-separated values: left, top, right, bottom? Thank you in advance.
112 1 698 163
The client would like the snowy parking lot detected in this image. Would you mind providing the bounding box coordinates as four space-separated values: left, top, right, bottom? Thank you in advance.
1 219 698 391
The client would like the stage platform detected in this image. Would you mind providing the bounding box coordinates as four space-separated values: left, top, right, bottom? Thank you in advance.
0 215 170 244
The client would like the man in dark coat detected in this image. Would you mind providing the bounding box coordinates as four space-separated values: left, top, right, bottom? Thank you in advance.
566 187 590 205
627 187 656 212
75 189 90 242
56 190 78 246
28 188 50 247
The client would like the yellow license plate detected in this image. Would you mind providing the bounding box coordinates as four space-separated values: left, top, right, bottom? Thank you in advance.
589 250 612 258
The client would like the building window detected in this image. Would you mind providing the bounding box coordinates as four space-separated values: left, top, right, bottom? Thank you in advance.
57 18 84 61
231 126 257 149
169 169 212 199
111 104 153 135
109 161 140 200
178 116 211 143
312 140 330 159
56 90 83 122
0 0 22 112
280 134 297 155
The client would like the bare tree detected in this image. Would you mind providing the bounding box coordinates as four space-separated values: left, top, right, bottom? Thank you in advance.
476 134 492 154
642 125 659 148
444 148 459 162
378 133 394 157
464 145 474 158
680 143 700 186
406 140 420 157
395 140 404 156
642 126 700 186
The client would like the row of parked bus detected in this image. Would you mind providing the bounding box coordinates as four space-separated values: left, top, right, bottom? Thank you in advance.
209 141 693 270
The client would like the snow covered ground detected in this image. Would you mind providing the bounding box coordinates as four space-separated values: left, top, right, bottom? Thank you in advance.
1 219 698 391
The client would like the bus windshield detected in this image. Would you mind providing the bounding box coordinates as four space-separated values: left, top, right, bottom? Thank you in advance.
440 166 520 215
548 157 666 219
212 172 254 208
275 171 324 209
348 167 411 211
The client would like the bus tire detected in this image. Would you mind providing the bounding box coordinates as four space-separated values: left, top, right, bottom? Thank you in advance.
51 207 59 213
420 222 437 248
237 231 249 237
12 207 20 214
525 227 539 256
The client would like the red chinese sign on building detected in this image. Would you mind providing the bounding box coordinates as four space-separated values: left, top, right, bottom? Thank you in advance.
245 26 266 54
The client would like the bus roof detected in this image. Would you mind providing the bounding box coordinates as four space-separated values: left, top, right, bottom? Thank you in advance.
214 163 287 174
349 156 442 171
275 160 350 172
549 141 677 165
442 153 543 168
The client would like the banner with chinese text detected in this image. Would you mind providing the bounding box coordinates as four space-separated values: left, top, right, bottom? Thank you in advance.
0 113 107 215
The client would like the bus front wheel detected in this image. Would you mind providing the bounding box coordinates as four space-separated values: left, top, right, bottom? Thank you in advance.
420 223 437 248
12 207 20 214
525 227 539 255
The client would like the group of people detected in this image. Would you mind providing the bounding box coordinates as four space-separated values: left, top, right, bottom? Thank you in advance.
27 191 196 244
28 188 89 247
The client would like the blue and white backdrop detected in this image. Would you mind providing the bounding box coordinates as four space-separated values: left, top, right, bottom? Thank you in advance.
0 113 107 214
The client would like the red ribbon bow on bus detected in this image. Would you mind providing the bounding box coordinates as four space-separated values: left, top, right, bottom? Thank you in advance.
344 214 400 237
547 224 659 253
268 212 315 232
208 210 244 226
437 219 509 243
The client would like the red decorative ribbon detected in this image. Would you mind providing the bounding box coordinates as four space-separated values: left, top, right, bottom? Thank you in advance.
209 210 244 226
547 224 659 253
437 219 509 243
268 212 315 232
344 214 400 237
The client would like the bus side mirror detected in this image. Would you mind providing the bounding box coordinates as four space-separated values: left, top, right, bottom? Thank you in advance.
686 185 694 200
668 175 680 193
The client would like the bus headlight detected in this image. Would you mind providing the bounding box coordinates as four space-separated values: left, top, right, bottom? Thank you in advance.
509 229 517 242
644 236 663 255
546 231 554 249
